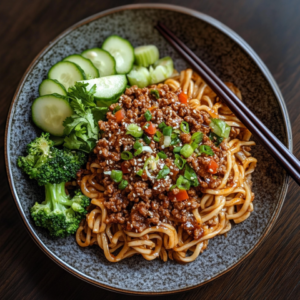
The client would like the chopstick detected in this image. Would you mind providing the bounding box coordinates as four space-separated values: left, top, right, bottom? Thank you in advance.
155 22 300 186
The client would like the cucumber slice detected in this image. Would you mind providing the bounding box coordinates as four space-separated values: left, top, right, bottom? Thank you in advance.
82 48 116 77
48 61 86 90
63 54 99 79
32 95 73 136
134 45 159 67
39 79 67 96
127 65 151 88
150 57 174 84
102 35 134 74
79 75 127 107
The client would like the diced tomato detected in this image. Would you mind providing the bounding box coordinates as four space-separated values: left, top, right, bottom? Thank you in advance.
143 121 156 135
115 109 125 123
207 159 218 174
169 190 189 201
178 92 188 105
149 106 158 111
121 161 130 174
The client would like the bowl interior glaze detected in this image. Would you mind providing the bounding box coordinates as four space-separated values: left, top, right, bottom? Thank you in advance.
5 4 291 294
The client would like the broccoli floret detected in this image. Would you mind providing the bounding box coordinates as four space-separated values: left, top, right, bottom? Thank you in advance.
17 133 86 186
31 183 90 237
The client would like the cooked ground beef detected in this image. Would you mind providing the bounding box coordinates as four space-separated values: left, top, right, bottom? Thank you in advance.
77 84 228 239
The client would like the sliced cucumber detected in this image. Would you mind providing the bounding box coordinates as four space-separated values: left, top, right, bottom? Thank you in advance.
48 61 86 90
39 79 67 96
102 35 134 74
134 45 159 67
79 75 127 107
82 48 116 77
63 54 99 79
150 56 174 84
32 95 73 136
127 65 151 88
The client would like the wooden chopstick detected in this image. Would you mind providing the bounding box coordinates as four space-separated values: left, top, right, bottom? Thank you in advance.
155 22 300 186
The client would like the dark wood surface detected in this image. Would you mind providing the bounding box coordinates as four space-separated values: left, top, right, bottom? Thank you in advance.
1 0 300 299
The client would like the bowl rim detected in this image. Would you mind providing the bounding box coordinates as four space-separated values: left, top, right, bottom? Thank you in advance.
5 3 292 295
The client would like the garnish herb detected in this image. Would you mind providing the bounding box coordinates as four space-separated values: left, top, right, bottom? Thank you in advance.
209 118 231 138
143 134 151 145
174 154 186 169
184 164 199 187
150 89 160 99
209 132 223 147
111 170 123 183
158 151 168 159
153 131 162 142
157 165 170 179
113 105 122 114
118 179 128 190
144 110 152 121
176 175 191 190
180 121 190 133
180 144 194 158
121 151 133 160
199 145 214 156
136 169 143 176
173 146 182 153
163 126 173 136
133 140 143 149
126 124 143 138
170 133 180 146
134 147 143 156
158 122 167 130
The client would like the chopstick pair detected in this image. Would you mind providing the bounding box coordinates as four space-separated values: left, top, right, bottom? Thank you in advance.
155 22 300 186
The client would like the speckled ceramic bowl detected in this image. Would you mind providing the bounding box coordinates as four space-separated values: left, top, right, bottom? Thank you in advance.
5 4 292 295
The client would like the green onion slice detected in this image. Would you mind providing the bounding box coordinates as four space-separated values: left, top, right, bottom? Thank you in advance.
184 164 199 187
171 133 180 146
136 169 143 176
191 132 203 144
126 124 143 138
157 165 170 179
173 146 182 153
121 151 133 160
144 110 152 121
134 147 143 156
158 151 167 159
143 134 151 145
133 140 143 149
209 118 231 138
158 122 167 130
153 131 163 142
208 132 224 147
180 144 194 158
199 145 214 156
163 126 173 136
113 105 122 114
180 121 189 133
174 154 186 169
176 175 191 190
150 89 160 99
118 179 128 190
111 170 123 183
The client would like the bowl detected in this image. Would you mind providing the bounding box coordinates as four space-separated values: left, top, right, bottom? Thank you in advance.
5 3 292 295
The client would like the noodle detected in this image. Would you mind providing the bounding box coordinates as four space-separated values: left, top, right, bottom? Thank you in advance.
75 68 257 264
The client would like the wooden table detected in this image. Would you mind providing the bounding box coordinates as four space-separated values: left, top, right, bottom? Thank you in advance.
1 1 299 299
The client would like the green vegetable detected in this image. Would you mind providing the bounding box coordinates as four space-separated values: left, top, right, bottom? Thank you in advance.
143 122 150 129
191 132 203 144
180 121 190 133
127 65 151 88
121 151 133 160
134 147 143 156
170 133 180 146
136 169 143 176
143 134 151 145
209 118 231 138
158 151 167 159
153 131 162 142
157 165 170 179
113 105 122 114
126 124 143 138
144 110 152 121
176 175 190 190
184 164 199 187
173 146 182 153
174 154 186 169
111 170 123 183
133 140 143 149
180 144 194 158
17 133 86 186
199 145 214 156
158 122 167 130
150 89 160 99
134 45 159 67
163 126 173 136
118 179 128 190
209 132 224 147
30 186 90 237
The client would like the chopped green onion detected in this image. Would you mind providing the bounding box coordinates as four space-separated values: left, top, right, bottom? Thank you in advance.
191 132 203 144
153 131 163 142
209 118 231 138
174 154 186 169
136 169 143 176
143 134 151 145
118 179 128 190
121 151 133 160
158 122 167 130
208 132 224 147
173 129 181 134
184 164 199 187
133 140 143 149
144 110 152 121
163 126 173 136
111 170 123 183
180 121 189 133
113 105 122 114
169 184 177 191
176 175 190 190
143 122 150 129
126 124 143 138
173 146 182 153
158 151 167 159
199 145 214 156
134 147 143 156
157 165 170 179
150 89 160 99
180 144 194 158
170 133 180 146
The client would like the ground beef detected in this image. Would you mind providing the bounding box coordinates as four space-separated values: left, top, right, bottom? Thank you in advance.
78 84 230 238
